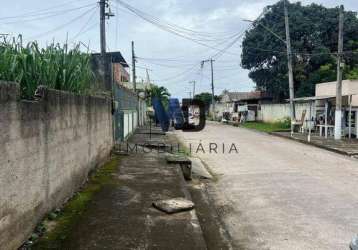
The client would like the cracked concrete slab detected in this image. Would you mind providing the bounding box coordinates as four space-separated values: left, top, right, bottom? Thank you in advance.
52 129 207 250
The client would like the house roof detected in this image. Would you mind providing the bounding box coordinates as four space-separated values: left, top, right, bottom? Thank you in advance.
221 91 272 102
227 92 251 101
290 95 351 103
91 51 129 67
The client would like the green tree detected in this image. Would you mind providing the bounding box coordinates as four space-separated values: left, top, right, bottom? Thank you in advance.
241 1 358 101
145 84 171 109
194 92 220 111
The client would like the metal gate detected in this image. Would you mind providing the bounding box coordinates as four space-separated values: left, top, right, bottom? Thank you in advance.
113 84 139 142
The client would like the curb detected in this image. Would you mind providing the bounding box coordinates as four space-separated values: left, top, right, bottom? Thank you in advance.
269 132 358 158
221 121 356 159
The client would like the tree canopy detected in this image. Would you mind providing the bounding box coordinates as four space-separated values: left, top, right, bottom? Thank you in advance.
194 92 220 111
241 1 358 101
145 84 171 108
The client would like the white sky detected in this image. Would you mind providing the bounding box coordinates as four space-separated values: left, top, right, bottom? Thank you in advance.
0 0 356 99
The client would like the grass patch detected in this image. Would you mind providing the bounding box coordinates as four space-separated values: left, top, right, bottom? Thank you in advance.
31 157 120 249
240 121 290 133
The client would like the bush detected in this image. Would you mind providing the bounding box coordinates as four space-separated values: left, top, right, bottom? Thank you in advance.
0 37 94 99
275 117 291 129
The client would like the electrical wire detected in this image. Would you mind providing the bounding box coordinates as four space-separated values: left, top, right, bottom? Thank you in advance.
2 4 96 26
137 57 196 63
28 6 98 40
70 9 99 43
0 0 93 20
138 61 199 69
115 0 237 39
211 26 249 60
153 64 200 83
114 0 243 56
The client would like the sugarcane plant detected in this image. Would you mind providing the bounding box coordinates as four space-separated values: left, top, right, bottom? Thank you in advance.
0 36 94 99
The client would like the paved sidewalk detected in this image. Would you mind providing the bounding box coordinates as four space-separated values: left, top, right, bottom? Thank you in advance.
59 128 207 249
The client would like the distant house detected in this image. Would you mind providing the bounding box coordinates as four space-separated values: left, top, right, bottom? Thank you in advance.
110 52 130 85
216 90 272 121
91 51 130 90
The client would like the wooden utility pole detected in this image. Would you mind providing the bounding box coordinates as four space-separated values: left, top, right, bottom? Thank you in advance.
99 0 108 90
100 0 106 58
284 0 295 133
189 81 196 98
99 0 114 91
201 59 216 119
210 59 215 119
334 5 344 140
132 41 137 92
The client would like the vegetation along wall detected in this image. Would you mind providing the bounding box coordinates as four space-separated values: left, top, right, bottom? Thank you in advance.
0 82 113 250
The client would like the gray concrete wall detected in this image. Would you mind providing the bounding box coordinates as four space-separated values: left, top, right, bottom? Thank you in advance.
0 82 113 250
258 103 314 123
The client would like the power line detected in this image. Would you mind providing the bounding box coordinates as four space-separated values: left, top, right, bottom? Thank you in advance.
28 6 98 40
1 4 96 26
0 0 91 20
138 61 198 69
70 7 99 43
114 0 243 56
137 57 197 63
211 27 249 60
153 64 200 83
115 0 238 40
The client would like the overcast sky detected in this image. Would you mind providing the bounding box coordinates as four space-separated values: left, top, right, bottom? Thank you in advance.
0 0 356 99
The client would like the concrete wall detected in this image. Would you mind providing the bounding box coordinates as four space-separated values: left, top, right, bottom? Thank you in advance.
258 103 314 123
0 82 113 250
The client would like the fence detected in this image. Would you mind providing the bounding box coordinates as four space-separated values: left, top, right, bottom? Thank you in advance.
113 84 147 142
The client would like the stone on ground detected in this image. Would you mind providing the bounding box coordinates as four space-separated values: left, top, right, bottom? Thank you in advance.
153 197 195 214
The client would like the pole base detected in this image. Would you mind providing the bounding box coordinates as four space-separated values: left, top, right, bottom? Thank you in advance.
334 110 342 140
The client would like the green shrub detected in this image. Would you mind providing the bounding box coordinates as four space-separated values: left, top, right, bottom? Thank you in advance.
275 117 291 129
0 37 94 99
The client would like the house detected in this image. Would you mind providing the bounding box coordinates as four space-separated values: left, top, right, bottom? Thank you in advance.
110 52 130 85
291 79 358 137
216 90 272 121
315 80 358 137
91 51 130 90
91 52 147 142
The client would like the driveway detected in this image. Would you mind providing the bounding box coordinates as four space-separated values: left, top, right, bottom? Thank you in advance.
175 122 358 250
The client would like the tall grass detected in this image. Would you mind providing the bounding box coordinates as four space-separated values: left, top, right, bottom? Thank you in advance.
0 37 94 99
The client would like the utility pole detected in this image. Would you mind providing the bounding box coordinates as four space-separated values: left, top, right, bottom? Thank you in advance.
189 80 196 98
284 0 295 134
100 0 106 59
210 59 215 119
99 0 114 91
334 5 344 140
201 59 216 119
132 41 137 92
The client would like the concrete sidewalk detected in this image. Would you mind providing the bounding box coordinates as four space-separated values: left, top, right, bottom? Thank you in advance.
37 127 207 249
